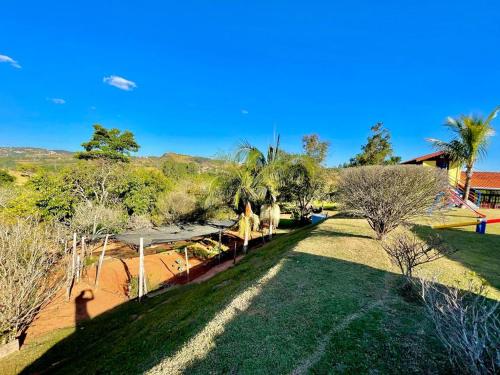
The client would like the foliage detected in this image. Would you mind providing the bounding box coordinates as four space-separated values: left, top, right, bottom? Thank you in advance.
75 124 140 162
0 169 15 186
336 165 448 239
162 159 199 179
428 106 498 201
155 189 199 224
29 171 75 220
420 277 499 375
0 218 67 343
70 202 128 240
302 134 330 164
127 214 153 230
347 122 401 166
382 230 453 281
279 156 327 222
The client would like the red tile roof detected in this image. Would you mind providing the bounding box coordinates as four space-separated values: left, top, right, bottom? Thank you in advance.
401 151 445 164
460 172 500 190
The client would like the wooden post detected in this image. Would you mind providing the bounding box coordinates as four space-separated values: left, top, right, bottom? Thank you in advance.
233 242 237 264
184 247 190 282
95 234 109 288
269 205 273 240
218 229 222 263
71 233 77 280
79 236 86 280
139 238 144 300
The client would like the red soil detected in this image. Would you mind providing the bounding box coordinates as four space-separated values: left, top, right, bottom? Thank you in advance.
25 231 265 342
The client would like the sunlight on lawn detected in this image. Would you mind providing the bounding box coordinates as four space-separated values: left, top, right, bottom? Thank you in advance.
146 260 285 375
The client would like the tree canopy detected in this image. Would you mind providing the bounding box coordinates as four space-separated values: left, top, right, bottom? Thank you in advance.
75 124 140 162
347 123 401 166
302 134 330 164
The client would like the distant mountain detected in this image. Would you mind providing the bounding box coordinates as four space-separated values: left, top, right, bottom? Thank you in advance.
0 147 221 172
0 147 73 158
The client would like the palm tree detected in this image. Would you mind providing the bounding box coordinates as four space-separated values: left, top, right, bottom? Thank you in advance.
236 136 284 239
428 106 498 202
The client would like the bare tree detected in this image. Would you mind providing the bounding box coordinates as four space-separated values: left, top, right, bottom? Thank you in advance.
420 277 500 375
382 230 454 281
0 218 68 343
336 165 448 239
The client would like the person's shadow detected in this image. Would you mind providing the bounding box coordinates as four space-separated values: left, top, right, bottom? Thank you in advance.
75 290 94 325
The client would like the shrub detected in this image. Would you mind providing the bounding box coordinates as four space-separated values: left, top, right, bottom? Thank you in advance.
420 277 500 374
336 165 448 239
0 219 67 343
382 229 454 282
127 214 153 230
70 202 127 240
0 169 15 186
155 190 199 224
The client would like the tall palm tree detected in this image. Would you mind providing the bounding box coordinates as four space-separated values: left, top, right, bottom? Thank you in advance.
428 106 498 202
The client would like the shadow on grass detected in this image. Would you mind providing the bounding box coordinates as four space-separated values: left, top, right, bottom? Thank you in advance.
413 224 500 290
17 223 483 374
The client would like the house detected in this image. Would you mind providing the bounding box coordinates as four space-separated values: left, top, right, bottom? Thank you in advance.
401 151 461 186
401 151 500 209
459 172 500 209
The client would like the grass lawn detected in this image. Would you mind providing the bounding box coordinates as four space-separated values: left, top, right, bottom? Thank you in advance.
1 209 499 374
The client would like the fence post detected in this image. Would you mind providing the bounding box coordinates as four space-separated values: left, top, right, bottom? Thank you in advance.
95 234 109 288
184 247 190 282
139 237 144 301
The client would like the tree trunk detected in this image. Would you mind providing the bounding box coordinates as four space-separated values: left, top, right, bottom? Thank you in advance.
462 165 473 203
268 205 273 240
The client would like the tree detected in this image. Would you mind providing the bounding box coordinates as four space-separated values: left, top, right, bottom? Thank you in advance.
336 165 448 240
302 134 330 164
0 169 15 186
428 106 498 202
0 218 67 343
76 124 140 162
236 136 284 238
279 155 327 222
348 122 401 166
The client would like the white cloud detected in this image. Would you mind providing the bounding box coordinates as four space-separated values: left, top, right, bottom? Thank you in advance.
241 109 249 115
103 75 137 91
0 54 21 68
48 98 66 105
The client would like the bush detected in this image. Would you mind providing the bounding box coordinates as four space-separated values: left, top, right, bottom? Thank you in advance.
336 165 448 239
127 214 153 230
70 202 127 240
420 277 500 374
0 219 67 343
0 169 15 186
382 230 454 281
155 190 199 224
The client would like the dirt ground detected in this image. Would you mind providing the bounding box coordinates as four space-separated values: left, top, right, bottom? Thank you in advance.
25 230 268 341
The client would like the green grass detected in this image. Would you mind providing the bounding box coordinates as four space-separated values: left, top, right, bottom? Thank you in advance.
1 210 498 374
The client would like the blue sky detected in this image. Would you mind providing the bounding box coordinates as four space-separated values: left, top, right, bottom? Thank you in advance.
1 1 499 169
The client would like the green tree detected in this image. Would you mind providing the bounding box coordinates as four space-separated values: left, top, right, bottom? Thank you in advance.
76 124 140 162
302 134 330 164
348 123 401 166
428 106 498 202
0 169 15 186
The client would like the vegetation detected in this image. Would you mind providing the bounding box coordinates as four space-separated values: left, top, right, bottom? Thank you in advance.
0 219 67 344
336 165 448 239
75 124 140 162
420 278 499 375
428 106 498 202
1 210 498 374
302 133 330 164
347 122 401 166
0 170 15 186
